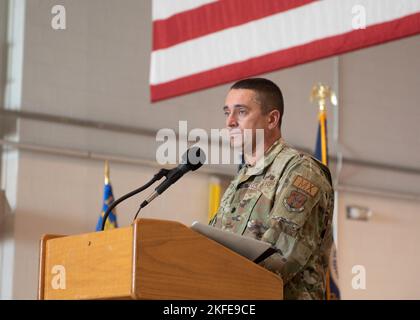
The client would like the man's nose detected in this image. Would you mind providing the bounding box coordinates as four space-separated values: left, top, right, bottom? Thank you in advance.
226 112 238 128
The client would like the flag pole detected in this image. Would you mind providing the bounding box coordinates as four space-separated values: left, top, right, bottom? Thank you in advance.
310 83 337 300
104 160 110 185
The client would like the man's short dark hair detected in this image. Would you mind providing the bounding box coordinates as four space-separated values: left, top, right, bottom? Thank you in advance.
230 78 284 127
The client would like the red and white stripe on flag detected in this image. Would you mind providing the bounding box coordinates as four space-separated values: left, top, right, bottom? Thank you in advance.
150 0 420 102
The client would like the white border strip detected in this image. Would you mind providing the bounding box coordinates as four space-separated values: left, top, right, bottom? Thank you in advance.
4 0 26 110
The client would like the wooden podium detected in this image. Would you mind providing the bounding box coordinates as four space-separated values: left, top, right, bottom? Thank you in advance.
38 218 283 300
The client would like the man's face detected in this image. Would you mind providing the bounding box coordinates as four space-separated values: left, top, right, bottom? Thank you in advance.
223 89 268 149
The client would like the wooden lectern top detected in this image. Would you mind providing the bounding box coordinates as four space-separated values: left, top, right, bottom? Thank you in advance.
39 218 283 300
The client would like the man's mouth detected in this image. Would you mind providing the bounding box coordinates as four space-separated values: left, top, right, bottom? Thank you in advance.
229 129 242 137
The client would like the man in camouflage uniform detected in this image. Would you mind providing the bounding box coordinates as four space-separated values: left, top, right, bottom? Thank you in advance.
210 78 334 300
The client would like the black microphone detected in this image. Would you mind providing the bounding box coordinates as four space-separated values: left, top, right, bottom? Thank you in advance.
140 147 206 209
101 168 171 231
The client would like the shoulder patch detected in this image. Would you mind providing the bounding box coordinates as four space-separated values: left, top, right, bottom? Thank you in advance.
292 175 319 197
283 190 307 212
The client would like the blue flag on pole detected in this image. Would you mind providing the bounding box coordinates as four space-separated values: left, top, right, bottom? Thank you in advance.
96 161 118 231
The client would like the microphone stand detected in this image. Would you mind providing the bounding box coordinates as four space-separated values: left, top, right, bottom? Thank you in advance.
100 168 172 231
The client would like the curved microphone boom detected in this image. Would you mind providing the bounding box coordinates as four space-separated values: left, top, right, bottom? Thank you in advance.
100 168 170 231
136 147 206 215
101 147 206 230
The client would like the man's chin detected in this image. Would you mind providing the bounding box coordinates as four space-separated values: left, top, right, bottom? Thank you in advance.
229 136 243 149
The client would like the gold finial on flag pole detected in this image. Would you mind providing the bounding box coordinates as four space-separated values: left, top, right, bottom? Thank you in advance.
310 83 337 111
104 160 110 185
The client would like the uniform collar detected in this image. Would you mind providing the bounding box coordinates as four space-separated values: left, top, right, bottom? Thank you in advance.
243 138 286 176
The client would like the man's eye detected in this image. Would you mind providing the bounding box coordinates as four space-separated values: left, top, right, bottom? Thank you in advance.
239 109 247 115
224 111 230 117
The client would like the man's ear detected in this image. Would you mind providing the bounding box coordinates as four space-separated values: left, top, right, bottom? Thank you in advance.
267 109 280 130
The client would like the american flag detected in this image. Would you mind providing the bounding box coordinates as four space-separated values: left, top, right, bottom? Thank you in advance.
150 0 420 102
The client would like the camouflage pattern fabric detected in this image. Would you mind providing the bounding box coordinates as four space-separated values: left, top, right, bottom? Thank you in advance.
210 139 334 300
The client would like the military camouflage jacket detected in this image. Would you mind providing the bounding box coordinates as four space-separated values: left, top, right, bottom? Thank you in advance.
210 139 334 300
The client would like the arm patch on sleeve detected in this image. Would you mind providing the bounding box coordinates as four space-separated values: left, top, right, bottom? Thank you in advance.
283 191 307 212
293 175 319 197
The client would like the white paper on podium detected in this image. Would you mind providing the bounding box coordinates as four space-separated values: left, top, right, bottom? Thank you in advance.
191 221 276 262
